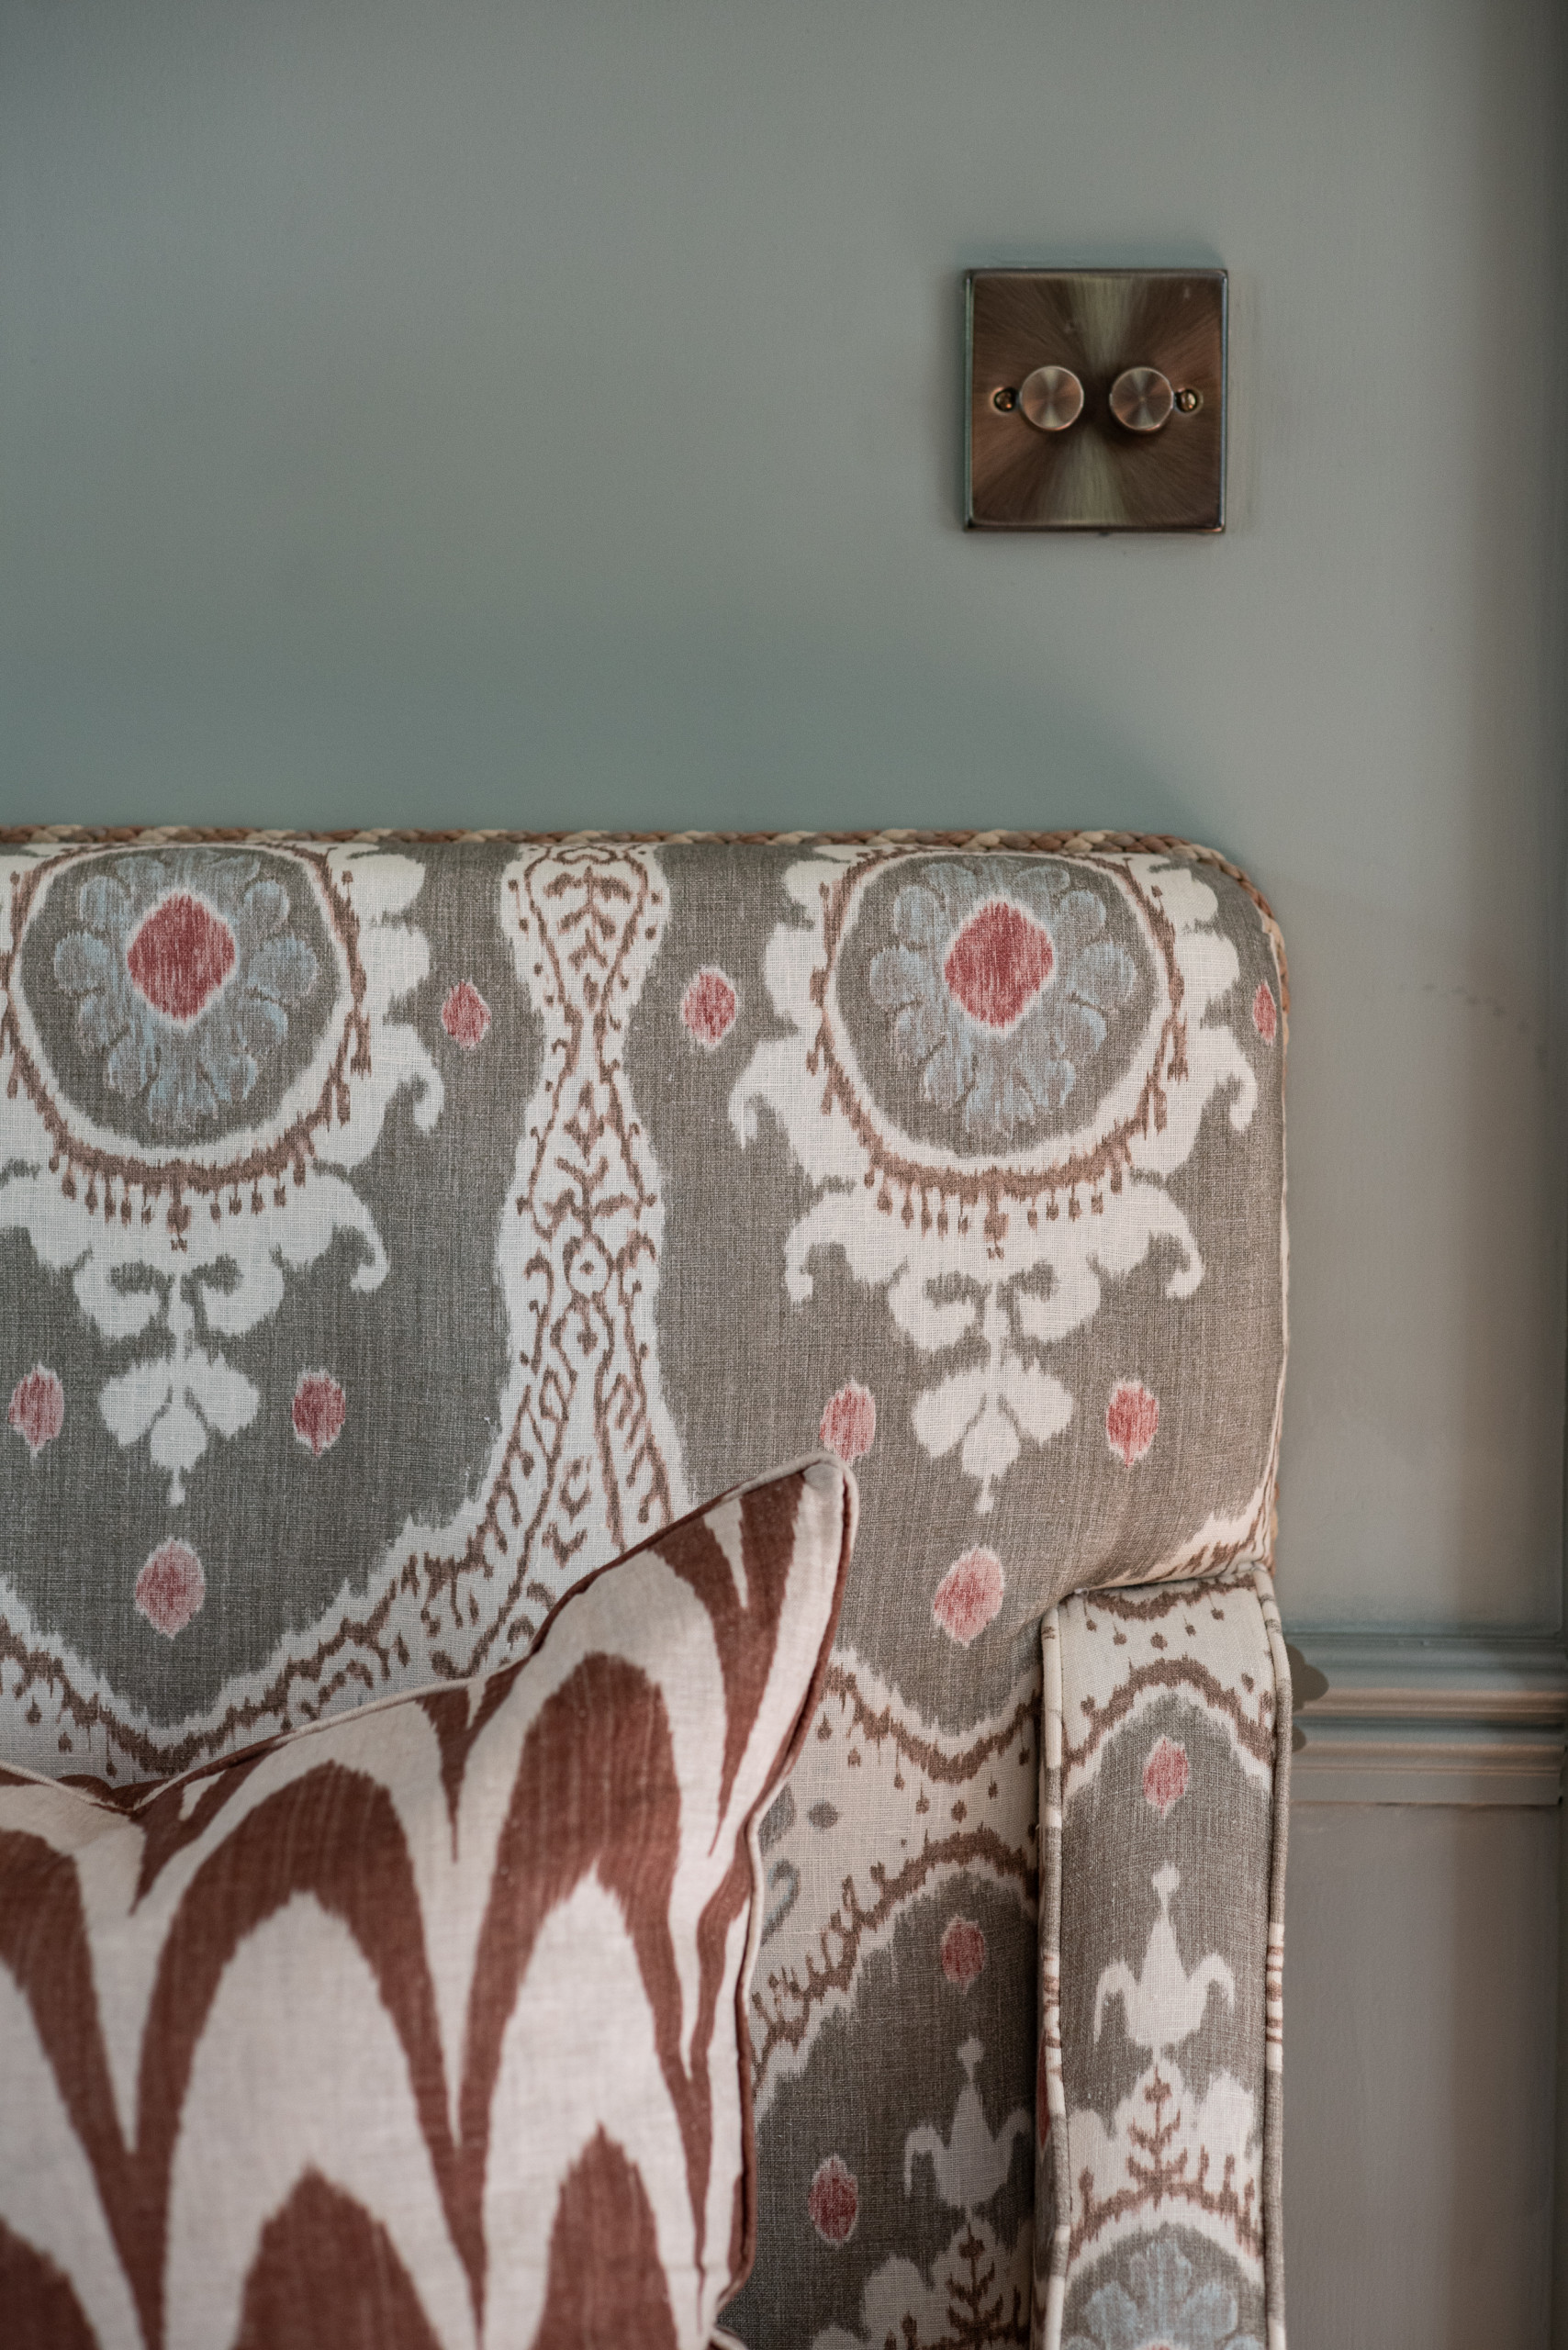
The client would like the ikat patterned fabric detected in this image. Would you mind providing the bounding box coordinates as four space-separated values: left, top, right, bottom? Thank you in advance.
0 1453 856 2350
0 828 1289 2350
1036 1572 1290 2350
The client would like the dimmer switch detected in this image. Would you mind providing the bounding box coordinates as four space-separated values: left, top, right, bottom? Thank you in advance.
965 269 1226 532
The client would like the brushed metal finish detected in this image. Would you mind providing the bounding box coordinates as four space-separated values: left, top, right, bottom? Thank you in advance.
965 268 1226 532
1109 364 1174 433
1018 363 1084 432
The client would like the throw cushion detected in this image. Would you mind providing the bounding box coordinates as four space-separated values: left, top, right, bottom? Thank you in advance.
0 1451 856 2350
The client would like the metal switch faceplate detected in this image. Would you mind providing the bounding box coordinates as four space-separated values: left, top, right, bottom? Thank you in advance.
965 269 1226 532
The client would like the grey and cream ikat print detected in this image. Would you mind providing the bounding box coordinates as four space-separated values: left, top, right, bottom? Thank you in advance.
0 832 1288 2349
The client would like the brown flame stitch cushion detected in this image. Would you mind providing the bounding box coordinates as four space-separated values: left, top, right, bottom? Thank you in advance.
0 1453 855 2350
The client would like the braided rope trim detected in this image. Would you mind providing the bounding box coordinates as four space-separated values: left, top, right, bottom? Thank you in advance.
0 824 1287 1009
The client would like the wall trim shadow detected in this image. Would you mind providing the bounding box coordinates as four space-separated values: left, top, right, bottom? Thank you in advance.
1287 1631 1568 1806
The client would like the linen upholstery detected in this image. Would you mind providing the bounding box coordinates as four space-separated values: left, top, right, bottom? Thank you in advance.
0 828 1289 2349
0 1454 856 2350
1036 1572 1290 2350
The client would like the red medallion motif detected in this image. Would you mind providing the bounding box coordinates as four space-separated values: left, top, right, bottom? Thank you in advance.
1106 1380 1159 1468
441 981 492 1050
932 1548 1004 1646
7 1366 64 1458
820 1381 876 1466
126 894 237 1021
1142 1735 1191 1818
292 1372 347 1458
942 901 1054 1031
135 1540 206 1637
807 2154 858 2244
1252 980 1278 1046
681 967 739 1049
940 1914 987 1990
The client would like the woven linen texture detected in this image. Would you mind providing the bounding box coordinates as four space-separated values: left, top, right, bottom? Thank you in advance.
1035 1572 1291 2350
0 832 1287 2349
0 1453 855 2350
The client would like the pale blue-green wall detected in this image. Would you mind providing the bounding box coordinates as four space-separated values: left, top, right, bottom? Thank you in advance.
0 0 1563 1634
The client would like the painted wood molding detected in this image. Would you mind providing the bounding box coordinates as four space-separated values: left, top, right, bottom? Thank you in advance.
1285 1632 1568 1806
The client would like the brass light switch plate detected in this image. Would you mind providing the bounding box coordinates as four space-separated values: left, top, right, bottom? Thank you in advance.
966 269 1226 532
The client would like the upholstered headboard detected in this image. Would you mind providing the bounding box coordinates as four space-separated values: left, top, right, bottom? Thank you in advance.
0 827 1284 1776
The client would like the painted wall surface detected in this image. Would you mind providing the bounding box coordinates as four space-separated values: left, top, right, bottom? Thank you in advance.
1289 1807 1560 2346
3 0 1562 1634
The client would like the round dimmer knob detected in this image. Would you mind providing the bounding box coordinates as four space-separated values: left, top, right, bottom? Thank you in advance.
1109 366 1175 432
1017 365 1085 432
